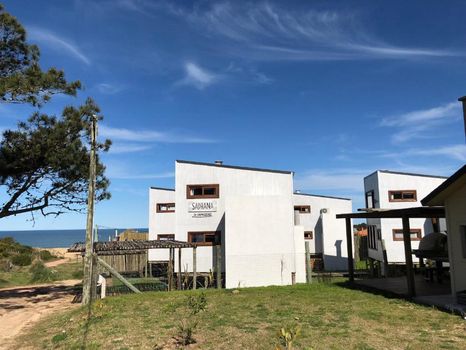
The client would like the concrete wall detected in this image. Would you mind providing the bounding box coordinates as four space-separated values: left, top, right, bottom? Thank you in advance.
445 184 466 295
293 194 352 270
148 188 175 261
224 195 296 288
364 171 446 263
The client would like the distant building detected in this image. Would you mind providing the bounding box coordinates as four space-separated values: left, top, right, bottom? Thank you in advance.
363 170 447 264
148 160 352 288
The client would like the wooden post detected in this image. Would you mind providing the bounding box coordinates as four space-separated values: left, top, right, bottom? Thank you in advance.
402 216 416 297
305 241 312 284
216 245 222 289
91 253 98 300
345 218 354 282
168 248 173 291
82 115 97 305
193 247 197 290
97 256 141 294
178 248 182 290
144 253 148 278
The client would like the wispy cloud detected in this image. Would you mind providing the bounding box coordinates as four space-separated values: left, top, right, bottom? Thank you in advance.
163 2 459 62
27 26 91 65
109 171 175 180
380 102 461 143
295 168 367 193
108 143 152 154
381 144 466 162
100 125 217 143
175 62 219 90
95 83 124 95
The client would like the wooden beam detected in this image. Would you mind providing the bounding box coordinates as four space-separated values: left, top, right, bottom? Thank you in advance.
168 248 173 291
305 241 312 284
177 248 182 290
346 218 354 282
402 216 416 297
216 245 222 289
193 247 197 290
96 256 141 294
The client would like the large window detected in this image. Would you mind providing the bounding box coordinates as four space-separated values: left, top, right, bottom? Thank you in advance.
368 225 378 250
188 231 221 246
187 184 219 199
365 190 375 209
157 234 175 240
294 205 311 213
392 229 422 241
156 203 175 213
388 190 417 202
304 231 313 240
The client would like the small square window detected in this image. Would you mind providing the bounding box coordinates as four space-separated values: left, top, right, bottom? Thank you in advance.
294 205 311 213
388 190 417 202
392 229 422 241
187 184 219 199
156 203 175 213
188 231 221 246
304 231 313 240
157 234 175 241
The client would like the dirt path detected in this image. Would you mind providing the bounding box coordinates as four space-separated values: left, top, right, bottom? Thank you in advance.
0 280 80 349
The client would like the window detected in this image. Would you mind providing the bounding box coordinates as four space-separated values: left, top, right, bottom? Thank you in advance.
187 231 221 246
157 234 175 241
368 225 378 250
365 190 375 209
392 229 422 241
156 203 175 213
187 184 219 199
388 190 417 202
304 231 313 240
294 205 311 213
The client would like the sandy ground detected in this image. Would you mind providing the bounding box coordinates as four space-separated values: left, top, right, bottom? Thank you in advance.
0 249 82 349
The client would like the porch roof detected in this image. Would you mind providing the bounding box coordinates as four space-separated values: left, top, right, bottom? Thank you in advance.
336 206 445 219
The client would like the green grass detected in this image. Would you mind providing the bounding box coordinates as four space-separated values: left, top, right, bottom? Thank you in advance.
0 261 83 288
15 282 466 349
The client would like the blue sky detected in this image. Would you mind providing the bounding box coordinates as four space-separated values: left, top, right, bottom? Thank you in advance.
1 0 465 231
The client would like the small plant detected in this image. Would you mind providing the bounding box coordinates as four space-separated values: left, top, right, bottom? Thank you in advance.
38 250 56 262
11 252 32 266
175 292 207 346
275 324 301 350
204 269 214 288
29 261 56 282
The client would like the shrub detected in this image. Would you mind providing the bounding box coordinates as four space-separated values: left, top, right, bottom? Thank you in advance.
175 292 207 346
39 250 55 262
30 261 56 283
11 253 32 266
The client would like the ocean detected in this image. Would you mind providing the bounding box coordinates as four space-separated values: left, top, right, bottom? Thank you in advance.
0 228 148 248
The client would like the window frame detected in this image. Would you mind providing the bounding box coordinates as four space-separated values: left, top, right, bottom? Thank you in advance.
368 225 378 250
186 184 220 199
388 190 417 202
157 234 175 241
156 203 175 213
187 231 221 246
365 190 375 209
294 205 311 214
304 231 313 240
392 228 422 241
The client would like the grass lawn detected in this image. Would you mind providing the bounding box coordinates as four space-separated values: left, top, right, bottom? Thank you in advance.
0 261 83 288
15 282 466 349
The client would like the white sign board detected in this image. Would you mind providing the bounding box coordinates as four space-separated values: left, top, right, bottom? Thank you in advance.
188 201 217 213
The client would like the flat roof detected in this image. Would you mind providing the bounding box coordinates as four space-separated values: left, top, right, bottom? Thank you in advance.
176 160 294 175
364 169 448 180
150 186 175 192
293 192 352 201
336 206 445 219
422 164 466 206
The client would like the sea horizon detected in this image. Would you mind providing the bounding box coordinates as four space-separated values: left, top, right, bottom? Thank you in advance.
0 228 148 248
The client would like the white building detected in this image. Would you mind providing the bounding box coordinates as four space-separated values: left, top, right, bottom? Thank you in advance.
422 165 466 301
363 170 447 264
148 160 352 288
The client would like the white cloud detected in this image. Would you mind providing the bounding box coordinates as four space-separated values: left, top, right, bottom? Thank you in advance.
382 144 466 162
96 83 123 95
27 26 91 65
176 62 218 90
99 125 217 143
379 102 462 143
107 143 152 154
108 171 175 180
173 2 458 61
295 169 367 193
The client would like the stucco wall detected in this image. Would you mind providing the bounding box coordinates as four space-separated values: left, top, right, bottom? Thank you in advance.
148 188 175 261
445 184 466 295
224 195 295 288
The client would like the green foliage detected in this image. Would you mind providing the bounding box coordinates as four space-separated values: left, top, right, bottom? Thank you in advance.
11 252 32 266
175 292 208 346
38 250 55 262
276 324 301 350
0 4 80 106
29 260 56 283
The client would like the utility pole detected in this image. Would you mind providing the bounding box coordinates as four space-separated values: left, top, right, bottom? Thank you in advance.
82 115 98 305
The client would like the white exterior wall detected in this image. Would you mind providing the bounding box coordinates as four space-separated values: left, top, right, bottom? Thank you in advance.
224 195 296 288
293 194 352 270
364 171 446 263
148 188 175 261
445 184 466 295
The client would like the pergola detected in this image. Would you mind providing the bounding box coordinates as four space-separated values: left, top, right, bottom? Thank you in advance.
69 239 199 292
336 206 445 297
